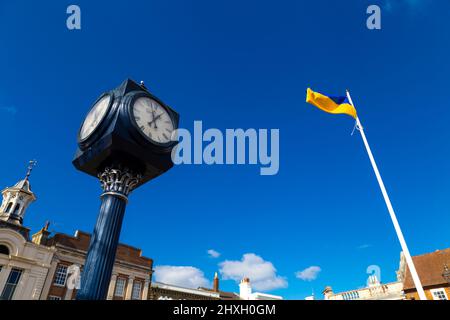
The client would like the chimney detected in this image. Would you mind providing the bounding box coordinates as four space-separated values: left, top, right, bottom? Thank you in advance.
239 277 252 300
322 286 333 300
213 272 219 292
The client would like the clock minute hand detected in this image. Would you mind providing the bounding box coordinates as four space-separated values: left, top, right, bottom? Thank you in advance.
149 109 159 129
148 113 164 128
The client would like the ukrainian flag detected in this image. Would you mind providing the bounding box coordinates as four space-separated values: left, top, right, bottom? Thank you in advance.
306 88 357 119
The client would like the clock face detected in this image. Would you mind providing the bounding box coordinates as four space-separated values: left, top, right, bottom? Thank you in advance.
131 97 175 144
79 95 111 141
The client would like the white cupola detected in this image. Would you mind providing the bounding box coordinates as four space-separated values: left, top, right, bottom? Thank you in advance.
0 161 37 225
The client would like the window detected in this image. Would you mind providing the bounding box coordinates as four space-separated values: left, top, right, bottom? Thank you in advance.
131 281 142 300
53 265 68 286
342 291 360 300
0 245 9 256
431 288 448 300
114 278 126 297
5 202 12 213
1 268 23 300
13 204 20 215
48 296 62 301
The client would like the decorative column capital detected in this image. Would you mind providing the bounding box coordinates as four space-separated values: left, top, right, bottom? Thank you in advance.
98 166 141 202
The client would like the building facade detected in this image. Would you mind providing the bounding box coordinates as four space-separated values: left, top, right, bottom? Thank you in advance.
37 229 153 300
0 172 56 300
0 221 55 300
0 170 153 300
399 249 450 300
322 277 404 300
148 275 281 300
149 272 240 300
322 248 450 300
238 278 283 300
149 282 221 300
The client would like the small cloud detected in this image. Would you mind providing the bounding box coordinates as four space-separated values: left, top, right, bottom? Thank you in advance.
0 106 17 115
295 266 321 281
219 253 288 291
357 244 372 250
207 249 221 258
153 265 210 289
383 0 428 13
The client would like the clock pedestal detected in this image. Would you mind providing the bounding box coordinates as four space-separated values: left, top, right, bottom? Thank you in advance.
76 166 140 300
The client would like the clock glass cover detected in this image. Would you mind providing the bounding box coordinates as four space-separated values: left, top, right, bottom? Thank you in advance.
132 97 175 144
79 95 111 141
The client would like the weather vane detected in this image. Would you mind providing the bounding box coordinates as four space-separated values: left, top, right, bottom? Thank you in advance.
25 160 37 180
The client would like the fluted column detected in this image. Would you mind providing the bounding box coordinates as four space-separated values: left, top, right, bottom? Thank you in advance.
76 166 140 300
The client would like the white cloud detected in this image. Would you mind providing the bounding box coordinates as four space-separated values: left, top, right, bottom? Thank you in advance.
295 266 321 281
0 106 17 115
153 266 210 289
219 253 287 291
207 249 221 258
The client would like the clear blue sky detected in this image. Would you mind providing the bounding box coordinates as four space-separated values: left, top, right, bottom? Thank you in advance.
0 1 449 299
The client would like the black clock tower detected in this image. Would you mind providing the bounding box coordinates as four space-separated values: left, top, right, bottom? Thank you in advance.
73 79 179 300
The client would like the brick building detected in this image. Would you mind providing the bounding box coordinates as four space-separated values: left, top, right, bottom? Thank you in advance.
399 248 450 300
36 229 152 300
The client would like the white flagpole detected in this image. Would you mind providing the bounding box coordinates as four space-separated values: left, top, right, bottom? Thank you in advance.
346 90 427 300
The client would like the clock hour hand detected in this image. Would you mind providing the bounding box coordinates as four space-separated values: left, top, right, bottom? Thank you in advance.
148 113 164 129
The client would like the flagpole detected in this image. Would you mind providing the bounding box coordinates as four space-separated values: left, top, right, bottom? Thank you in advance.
346 90 427 300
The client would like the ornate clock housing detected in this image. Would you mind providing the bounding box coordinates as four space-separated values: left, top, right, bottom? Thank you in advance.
73 79 180 188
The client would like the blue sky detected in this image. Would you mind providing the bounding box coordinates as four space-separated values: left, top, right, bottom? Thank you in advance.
1 1 449 299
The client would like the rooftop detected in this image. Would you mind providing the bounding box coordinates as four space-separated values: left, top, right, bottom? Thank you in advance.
403 248 450 291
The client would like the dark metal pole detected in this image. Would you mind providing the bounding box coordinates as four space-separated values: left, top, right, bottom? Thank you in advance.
76 166 140 300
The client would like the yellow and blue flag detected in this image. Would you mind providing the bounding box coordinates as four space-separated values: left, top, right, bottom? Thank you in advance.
306 88 357 119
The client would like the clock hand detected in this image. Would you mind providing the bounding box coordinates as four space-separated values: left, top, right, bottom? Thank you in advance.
150 110 158 129
148 113 164 128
